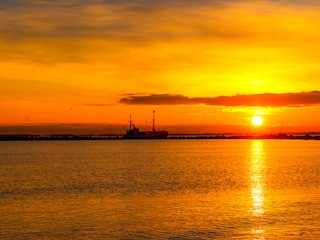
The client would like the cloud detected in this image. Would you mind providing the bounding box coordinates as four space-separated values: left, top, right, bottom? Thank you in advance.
1 0 320 64
119 91 320 107
83 103 115 107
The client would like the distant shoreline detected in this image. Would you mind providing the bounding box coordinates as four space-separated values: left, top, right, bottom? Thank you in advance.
1 133 320 141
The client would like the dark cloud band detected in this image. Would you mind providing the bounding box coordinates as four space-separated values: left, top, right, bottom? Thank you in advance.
119 91 320 107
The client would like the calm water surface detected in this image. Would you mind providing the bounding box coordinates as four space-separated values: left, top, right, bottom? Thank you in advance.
0 139 320 239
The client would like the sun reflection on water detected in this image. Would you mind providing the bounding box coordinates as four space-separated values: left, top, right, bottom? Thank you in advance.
250 140 266 239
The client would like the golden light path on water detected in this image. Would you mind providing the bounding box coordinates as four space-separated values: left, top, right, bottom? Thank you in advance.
250 140 266 240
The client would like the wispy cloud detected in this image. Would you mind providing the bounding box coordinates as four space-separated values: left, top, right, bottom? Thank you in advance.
83 103 115 107
2 0 319 64
119 91 320 107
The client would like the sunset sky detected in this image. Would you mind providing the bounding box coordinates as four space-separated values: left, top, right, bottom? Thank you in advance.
2 0 320 134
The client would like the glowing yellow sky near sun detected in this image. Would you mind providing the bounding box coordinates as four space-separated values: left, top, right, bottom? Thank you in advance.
1 1 320 130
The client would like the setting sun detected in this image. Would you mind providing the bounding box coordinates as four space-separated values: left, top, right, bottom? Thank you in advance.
252 116 263 126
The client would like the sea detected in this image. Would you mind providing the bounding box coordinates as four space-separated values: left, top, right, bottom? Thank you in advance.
0 139 320 239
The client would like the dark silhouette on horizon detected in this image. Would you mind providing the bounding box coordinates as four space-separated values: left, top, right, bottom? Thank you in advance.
1 133 320 141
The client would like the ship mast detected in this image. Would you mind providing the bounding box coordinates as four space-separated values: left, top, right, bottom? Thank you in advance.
152 110 155 132
129 114 132 130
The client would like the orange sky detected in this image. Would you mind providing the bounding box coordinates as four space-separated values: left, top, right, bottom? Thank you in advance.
1 0 320 134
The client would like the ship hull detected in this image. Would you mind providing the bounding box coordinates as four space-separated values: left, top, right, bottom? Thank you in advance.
123 131 168 139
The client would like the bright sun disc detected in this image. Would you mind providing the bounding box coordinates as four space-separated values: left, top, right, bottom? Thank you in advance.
252 116 263 126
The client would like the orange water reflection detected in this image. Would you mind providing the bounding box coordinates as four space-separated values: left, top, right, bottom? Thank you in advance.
250 140 266 239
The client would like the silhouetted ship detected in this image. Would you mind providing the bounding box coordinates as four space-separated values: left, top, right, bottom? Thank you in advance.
123 111 168 139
